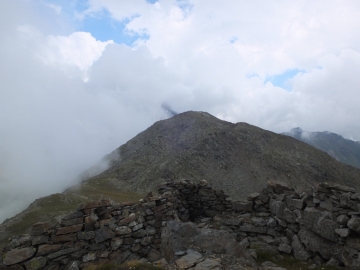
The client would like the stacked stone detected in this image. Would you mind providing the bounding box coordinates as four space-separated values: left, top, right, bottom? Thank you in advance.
218 181 360 267
1 196 176 269
158 179 233 221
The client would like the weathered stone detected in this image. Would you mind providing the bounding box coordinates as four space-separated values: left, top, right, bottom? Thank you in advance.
232 201 253 212
335 228 350 237
161 221 256 267
78 199 111 210
319 199 333 211
63 211 84 221
303 207 338 242
251 217 267 227
115 226 132 236
31 222 52 236
141 236 154 246
239 237 249 248
3 248 37 265
337 214 350 225
133 229 147 238
291 235 310 261
132 223 144 231
347 216 360 233
268 180 292 194
110 237 123 250
247 193 260 201
77 231 95 240
267 217 277 227
222 219 241 226
109 250 131 264
118 214 137 226
270 200 285 219
61 217 83 227
282 209 296 223
238 225 267 234
298 229 344 262
192 258 220 270
95 226 115 243
52 234 76 243
47 248 77 260
24 257 47 270
5 235 33 251
147 249 162 263
286 198 304 210
37 244 62 256
82 253 96 263
346 238 360 250
318 182 356 193
31 235 48 246
56 224 83 235
175 250 203 269
278 243 292 254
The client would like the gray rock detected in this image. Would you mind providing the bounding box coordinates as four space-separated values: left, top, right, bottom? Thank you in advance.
193 258 220 270
346 237 360 250
270 200 285 219
161 221 256 267
110 237 123 250
298 229 344 262
82 253 96 263
77 231 95 240
115 226 132 236
278 243 292 254
347 216 360 233
175 250 203 269
94 226 115 243
291 235 310 261
286 197 304 210
233 201 253 212
3 247 36 265
335 228 350 237
24 257 47 270
337 214 350 225
303 207 338 242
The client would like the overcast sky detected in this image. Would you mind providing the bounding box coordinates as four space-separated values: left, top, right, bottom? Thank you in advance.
1 0 360 222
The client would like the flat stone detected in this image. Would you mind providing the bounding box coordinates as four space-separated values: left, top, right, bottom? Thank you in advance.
31 235 48 246
5 235 32 250
346 238 360 250
52 234 76 243
47 248 77 260
61 217 83 227
63 211 84 221
175 250 203 269
118 214 137 226
147 249 162 262
238 225 267 234
318 182 356 193
3 247 37 265
56 224 83 235
268 180 293 194
247 193 260 201
133 229 147 238
286 198 304 210
37 244 62 256
115 226 132 236
31 222 52 236
193 258 220 270
24 257 47 270
94 226 115 243
77 231 95 240
232 201 253 212
78 199 111 210
109 250 131 264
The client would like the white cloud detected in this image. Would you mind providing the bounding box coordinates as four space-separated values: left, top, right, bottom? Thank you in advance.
2 0 360 222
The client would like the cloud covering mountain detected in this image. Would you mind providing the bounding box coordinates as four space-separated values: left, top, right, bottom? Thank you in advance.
1 0 360 222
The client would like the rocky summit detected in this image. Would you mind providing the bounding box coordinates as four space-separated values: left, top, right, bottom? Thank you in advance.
82 111 360 200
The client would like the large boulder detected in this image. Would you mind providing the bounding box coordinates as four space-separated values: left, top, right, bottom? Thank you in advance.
161 221 256 267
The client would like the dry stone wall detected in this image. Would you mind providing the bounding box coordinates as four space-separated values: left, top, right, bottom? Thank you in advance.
2 179 360 269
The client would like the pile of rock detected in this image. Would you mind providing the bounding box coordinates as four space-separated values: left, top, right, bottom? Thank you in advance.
2 179 360 269
1 196 177 269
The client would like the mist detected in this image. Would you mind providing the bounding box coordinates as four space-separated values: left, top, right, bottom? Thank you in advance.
2 1 360 223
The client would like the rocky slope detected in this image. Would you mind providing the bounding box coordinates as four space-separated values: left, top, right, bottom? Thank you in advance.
283 127 360 169
88 111 360 200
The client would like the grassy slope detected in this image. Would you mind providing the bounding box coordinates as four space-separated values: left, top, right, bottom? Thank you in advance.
0 177 143 250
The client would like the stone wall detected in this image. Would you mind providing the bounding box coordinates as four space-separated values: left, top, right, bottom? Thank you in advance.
2 179 360 269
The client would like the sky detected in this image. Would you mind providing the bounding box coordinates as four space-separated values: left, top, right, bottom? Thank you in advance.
1 0 360 222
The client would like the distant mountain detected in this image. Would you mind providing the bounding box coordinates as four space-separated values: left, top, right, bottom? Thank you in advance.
84 111 360 199
283 127 360 169
2 111 360 249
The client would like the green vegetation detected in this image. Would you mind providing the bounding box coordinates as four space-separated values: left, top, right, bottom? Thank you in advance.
0 177 143 250
84 261 166 270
